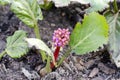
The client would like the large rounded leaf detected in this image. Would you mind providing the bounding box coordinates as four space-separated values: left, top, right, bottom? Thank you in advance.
11 0 43 28
6 30 28 58
70 12 108 55
105 12 120 67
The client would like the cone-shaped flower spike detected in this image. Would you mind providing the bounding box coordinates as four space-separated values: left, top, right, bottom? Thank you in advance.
51 28 70 68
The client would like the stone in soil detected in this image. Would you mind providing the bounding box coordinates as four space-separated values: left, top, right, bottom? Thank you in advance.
89 68 99 78
91 76 104 80
98 62 116 74
75 63 85 71
85 60 95 69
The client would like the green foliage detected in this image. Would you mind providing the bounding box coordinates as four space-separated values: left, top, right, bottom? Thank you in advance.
84 0 113 13
69 12 108 55
11 0 43 28
105 11 120 67
25 38 53 57
0 0 12 5
40 1 53 10
38 0 53 10
6 30 28 58
0 0 116 73
25 38 55 63
49 0 112 12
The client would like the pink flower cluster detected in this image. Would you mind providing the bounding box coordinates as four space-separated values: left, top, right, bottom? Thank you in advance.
52 28 70 47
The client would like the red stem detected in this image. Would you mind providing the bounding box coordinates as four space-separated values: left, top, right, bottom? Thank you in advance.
51 47 60 69
54 47 60 61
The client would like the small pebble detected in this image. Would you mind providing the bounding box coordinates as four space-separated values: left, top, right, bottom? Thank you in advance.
98 63 115 74
85 60 95 69
89 68 99 78
61 12 65 16
51 23 56 27
75 63 84 71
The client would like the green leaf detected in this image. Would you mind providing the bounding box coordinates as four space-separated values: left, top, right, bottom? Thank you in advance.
25 38 55 62
70 12 108 55
0 0 12 5
6 30 28 58
85 0 113 13
105 11 120 67
11 0 43 28
48 0 113 12
39 1 53 10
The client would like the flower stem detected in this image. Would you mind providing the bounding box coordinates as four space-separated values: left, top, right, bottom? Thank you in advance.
113 0 118 13
50 47 60 68
0 51 6 60
57 48 71 67
54 47 60 61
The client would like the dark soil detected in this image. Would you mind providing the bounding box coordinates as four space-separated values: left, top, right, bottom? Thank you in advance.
0 4 120 80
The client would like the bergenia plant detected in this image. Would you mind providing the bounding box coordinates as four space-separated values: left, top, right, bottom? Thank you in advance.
1 0 117 76
51 28 70 68
44 0 120 68
25 12 109 74
0 0 48 61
